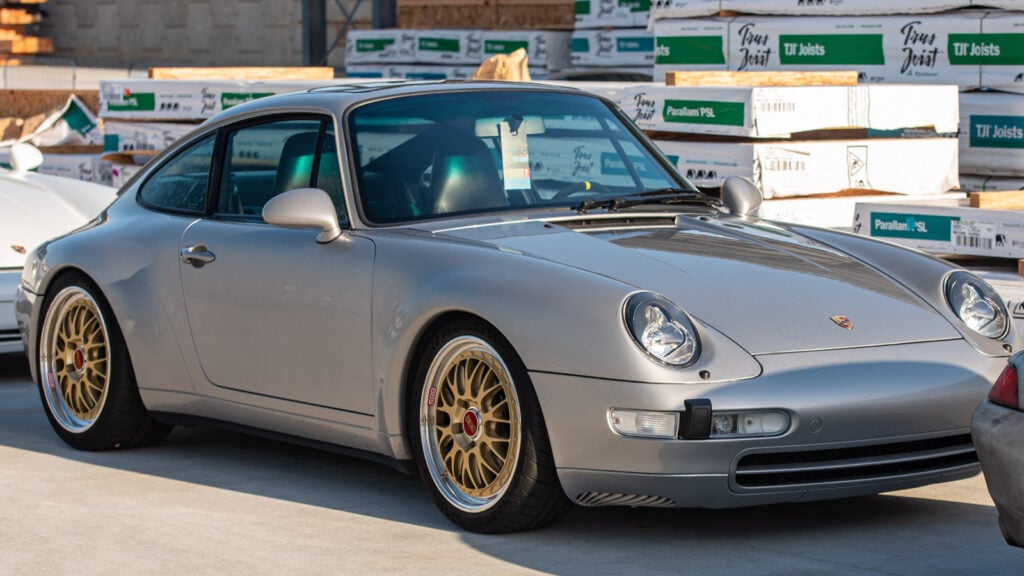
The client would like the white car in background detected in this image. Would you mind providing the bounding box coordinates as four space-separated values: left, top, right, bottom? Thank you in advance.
1 144 117 354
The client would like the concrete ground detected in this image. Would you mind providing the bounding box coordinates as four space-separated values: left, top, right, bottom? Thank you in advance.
0 352 1020 575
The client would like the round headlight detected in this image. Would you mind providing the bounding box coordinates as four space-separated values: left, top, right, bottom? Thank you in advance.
624 293 700 366
945 271 1009 339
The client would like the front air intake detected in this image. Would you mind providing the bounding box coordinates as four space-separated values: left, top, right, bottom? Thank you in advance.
734 434 978 488
575 492 675 508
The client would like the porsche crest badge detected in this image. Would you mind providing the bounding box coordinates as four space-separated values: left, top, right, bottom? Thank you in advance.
830 315 854 330
11 245 26 254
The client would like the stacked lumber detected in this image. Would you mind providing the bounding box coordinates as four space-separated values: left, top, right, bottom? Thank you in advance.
397 0 574 30
612 71 961 214
349 0 577 79
853 192 1024 274
344 29 570 80
99 67 356 187
570 0 653 78
0 0 51 55
648 2 1024 98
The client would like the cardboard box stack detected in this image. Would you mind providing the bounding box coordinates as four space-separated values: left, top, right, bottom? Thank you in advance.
0 0 52 57
570 1 654 77
959 90 1024 192
346 1 577 79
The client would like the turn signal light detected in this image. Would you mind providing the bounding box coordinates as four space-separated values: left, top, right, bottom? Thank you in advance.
608 409 679 439
989 364 1020 411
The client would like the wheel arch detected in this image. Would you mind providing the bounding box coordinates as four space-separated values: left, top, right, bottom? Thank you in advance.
395 310 517 461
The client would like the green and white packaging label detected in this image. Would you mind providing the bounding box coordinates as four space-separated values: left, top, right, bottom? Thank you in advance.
20 95 103 148
655 138 958 198
572 29 655 67
345 29 417 64
576 0 649 28
619 84 958 137
652 11 1015 90
855 199 1024 259
960 90 1024 177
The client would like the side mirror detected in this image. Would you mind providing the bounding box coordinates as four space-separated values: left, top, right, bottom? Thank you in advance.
720 176 762 217
262 188 342 243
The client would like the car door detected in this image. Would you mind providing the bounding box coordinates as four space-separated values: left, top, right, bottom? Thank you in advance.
179 116 375 414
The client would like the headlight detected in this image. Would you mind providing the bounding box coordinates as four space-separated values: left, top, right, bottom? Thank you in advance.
624 292 700 366
945 271 1009 339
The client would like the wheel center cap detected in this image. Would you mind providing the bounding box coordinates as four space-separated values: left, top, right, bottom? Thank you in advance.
72 348 86 372
462 408 481 439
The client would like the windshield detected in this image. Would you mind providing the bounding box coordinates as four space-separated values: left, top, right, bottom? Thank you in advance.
348 90 700 224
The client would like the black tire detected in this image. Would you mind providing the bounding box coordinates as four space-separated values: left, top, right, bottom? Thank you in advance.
408 317 571 533
36 272 172 450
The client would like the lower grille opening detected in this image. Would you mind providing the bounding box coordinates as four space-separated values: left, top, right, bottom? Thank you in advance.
0 329 20 343
735 434 977 488
576 492 675 508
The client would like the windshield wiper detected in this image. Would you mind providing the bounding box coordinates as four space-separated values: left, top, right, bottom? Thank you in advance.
575 188 719 214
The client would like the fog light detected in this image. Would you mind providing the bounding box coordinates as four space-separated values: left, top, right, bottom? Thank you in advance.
710 411 789 438
609 409 679 439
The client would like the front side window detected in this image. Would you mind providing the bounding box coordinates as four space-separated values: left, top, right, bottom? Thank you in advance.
349 91 693 224
216 118 324 219
138 134 215 214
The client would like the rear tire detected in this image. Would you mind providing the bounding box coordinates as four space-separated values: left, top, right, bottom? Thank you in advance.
37 273 172 450
409 318 571 533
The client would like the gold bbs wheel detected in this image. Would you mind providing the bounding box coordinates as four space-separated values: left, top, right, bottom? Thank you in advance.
420 335 522 513
39 286 112 432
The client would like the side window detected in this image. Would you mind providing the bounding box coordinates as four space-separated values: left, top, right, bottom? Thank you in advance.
313 126 348 225
215 118 323 218
138 134 215 214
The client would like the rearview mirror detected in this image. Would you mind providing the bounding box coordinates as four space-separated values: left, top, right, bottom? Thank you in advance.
474 115 545 137
262 188 342 243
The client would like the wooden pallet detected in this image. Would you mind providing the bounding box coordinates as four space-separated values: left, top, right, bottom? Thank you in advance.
0 35 51 54
149 66 335 81
0 7 42 26
970 190 1024 210
665 70 860 87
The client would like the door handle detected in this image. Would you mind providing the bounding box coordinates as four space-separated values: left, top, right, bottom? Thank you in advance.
180 244 216 267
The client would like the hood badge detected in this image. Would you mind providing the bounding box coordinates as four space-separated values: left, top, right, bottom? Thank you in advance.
830 315 854 330
11 245 26 255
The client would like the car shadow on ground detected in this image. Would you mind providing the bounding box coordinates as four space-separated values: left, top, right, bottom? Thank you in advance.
0 353 1016 575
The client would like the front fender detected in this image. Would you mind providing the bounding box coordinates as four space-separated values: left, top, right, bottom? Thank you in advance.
368 230 761 457
791 224 1020 357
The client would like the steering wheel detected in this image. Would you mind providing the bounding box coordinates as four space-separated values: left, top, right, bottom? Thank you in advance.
550 180 613 201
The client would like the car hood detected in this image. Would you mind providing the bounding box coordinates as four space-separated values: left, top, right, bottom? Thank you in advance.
0 171 116 269
432 214 959 354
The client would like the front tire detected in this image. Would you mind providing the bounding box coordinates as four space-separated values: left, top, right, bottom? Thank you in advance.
410 318 571 533
37 274 172 450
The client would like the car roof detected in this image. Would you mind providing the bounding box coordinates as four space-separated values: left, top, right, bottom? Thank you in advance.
206 80 594 125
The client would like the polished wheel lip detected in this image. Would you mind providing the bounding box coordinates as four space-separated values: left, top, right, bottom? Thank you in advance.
38 286 112 433
420 335 522 514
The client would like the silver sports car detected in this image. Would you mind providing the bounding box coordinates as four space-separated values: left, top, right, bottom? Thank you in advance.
13 81 1019 533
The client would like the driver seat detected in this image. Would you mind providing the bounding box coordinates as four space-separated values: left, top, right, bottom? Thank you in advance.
430 137 507 215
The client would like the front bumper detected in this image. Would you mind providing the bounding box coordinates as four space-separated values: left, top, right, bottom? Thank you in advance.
533 339 1002 508
0 269 23 354
972 400 1024 548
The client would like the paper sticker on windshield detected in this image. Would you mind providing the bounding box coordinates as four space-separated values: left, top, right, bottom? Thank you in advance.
499 122 532 190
